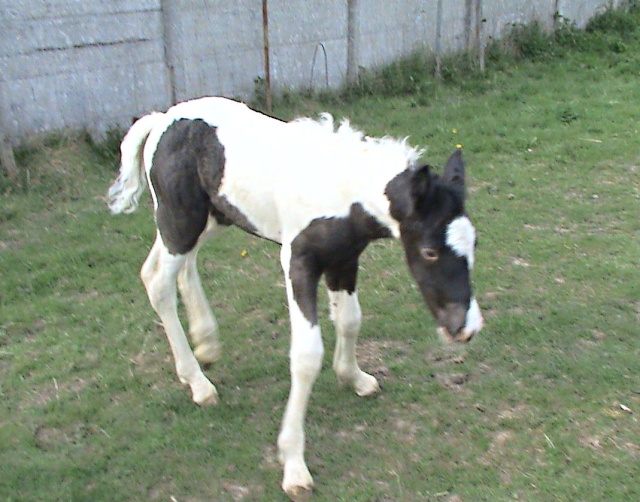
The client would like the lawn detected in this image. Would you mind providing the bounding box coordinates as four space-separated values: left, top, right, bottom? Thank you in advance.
1 9 639 501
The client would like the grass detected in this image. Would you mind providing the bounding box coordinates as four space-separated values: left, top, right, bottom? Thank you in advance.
2 7 639 501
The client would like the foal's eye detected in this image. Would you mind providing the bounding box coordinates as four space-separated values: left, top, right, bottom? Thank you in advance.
420 247 439 262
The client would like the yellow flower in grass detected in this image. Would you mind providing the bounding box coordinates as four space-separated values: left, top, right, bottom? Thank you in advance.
456 143 463 149
240 249 249 258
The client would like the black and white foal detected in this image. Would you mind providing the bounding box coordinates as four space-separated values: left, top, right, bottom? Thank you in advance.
108 97 483 500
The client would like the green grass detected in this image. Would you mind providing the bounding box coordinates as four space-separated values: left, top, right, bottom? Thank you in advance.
2 9 639 501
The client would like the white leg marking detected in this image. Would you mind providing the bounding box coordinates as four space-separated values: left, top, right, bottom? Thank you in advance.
278 245 323 499
142 236 218 406
177 220 222 365
329 290 379 397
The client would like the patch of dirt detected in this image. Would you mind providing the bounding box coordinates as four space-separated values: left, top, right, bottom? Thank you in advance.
260 445 280 471
427 347 467 367
34 421 100 451
148 479 178 501
128 329 172 377
222 482 251 501
386 402 431 448
19 376 95 410
34 426 68 450
478 430 517 484
386 415 420 447
498 404 530 421
435 372 470 388
356 339 411 381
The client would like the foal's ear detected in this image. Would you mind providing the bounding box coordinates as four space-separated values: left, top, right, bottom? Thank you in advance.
386 165 433 221
442 149 465 193
411 164 432 204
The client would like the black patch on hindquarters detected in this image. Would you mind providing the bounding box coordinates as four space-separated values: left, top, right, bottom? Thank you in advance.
150 120 212 255
150 119 257 255
289 203 392 324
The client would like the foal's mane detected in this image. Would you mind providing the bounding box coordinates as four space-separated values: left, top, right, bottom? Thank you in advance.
289 113 425 168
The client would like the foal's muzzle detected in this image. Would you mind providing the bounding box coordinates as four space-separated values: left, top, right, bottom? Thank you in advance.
438 326 478 344
436 298 484 344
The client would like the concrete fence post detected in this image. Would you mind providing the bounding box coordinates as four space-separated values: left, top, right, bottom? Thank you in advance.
0 134 18 182
0 90 18 181
475 0 485 73
435 0 444 78
346 0 359 84
161 0 178 104
262 0 272 112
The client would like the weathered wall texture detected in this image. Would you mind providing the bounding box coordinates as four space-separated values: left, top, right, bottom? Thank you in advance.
0 1 170 140
0 0 623 141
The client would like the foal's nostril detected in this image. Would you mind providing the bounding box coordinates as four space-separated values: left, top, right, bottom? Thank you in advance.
434 302 479 344
445 318 466 340
458 329 475 343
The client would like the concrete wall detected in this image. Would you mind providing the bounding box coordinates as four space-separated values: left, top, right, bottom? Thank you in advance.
0 0 171 139
0 0 624 142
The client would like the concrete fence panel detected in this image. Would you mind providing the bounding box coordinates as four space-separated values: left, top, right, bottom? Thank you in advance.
0 0 625 142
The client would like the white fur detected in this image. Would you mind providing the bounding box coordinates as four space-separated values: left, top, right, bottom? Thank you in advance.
140 232 219 406
446 216 476 269
329 290 379 396
278 243 324 497
107 97 432 499
445 217 482 336
465 297 484 334
177 219 223 364
137 97 422 241
107 112 162 214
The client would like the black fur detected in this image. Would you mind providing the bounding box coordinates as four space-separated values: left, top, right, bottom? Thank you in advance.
150 119 257 255
289 203 392 324
385 151 472 335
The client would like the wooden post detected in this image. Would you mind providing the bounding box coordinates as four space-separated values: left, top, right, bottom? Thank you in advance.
0 133 18 182
435 0 443 79
161 0 178 104
0 89 18 182
262 0 272 112
475 0 485 73
346 0 358 84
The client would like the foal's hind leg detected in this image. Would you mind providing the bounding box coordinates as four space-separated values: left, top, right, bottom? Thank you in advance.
177 219 222 365
141 234 218 406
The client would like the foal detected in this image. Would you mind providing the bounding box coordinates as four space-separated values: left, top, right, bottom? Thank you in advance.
108 97 483 500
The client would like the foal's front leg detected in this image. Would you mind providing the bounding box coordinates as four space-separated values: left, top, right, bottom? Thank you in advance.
278 244 324 500
328 289 380 397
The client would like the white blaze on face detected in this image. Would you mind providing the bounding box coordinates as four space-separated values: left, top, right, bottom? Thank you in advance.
445 216 476 269
445 216 483 338
465 298 484 334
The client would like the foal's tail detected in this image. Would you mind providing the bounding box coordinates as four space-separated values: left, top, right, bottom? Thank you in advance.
107 112 163 214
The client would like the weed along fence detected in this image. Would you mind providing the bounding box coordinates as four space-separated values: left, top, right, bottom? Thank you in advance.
0 0 626 147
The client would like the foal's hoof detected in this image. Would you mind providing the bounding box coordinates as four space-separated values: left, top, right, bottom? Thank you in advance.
354 372 380 397
282 461 313 501
194 341 222 366
284 484 312 502
195 391 218 407
192 380 219 407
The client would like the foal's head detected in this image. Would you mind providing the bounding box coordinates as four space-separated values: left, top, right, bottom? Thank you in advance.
386 149 483 343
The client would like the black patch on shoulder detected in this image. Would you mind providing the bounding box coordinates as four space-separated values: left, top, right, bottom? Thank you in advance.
288 203 391 324
150 119 257 255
